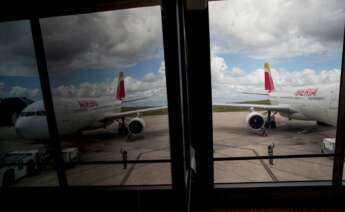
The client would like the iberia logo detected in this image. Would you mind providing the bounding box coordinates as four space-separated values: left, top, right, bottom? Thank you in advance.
294 88 318 96
78 100 98 108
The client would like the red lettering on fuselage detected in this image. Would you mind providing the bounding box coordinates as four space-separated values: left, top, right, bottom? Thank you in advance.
294 88 318 96
78 100 98 108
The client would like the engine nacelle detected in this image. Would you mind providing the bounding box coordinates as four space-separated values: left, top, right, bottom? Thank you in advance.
245 112 265 130
128 117 146 135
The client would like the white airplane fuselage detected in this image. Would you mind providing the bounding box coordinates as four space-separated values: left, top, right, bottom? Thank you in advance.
269 83 339 126
15 97 122 140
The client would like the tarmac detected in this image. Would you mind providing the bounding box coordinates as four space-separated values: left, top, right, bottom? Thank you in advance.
0 112 337 187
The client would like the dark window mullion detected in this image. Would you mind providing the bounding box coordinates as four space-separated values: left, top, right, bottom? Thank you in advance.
184 1 214 194
30 18 68 188
214 153 337 161
161 0 189 210
332 25 345 186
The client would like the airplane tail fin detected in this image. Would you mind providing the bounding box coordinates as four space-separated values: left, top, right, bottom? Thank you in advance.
116 72 125 100
264 63 275 93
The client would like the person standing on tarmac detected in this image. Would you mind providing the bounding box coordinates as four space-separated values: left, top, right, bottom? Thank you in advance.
120 148 128 169
268 143 275 165
261 127 268 136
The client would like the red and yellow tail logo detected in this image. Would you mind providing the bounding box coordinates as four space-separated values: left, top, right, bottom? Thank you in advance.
264 63 275 93
116 72 125 100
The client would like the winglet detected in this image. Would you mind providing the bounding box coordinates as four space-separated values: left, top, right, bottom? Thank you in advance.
264 63 275 93
116 72 125 100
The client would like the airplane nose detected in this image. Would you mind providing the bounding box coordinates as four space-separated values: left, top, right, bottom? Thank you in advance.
15 116 50 140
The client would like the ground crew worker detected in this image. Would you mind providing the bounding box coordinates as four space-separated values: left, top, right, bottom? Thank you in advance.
268 143 275 165
261 127 268 136
120 148 128 169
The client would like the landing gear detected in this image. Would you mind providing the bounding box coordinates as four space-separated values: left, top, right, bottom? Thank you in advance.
264 111 277 129
118 117 128 136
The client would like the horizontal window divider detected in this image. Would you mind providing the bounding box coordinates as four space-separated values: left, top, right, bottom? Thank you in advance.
213 153 341 161
0 1 161 22
0 159 171 167
214 180 334 189
1 184 173 192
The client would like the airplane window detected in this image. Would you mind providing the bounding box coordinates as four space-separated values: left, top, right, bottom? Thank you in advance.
209 0 344 183
0 20 59 187
40 6 171 186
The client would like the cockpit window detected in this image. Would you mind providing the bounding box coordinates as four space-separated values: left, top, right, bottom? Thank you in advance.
20 111 46 117
37 111 46 116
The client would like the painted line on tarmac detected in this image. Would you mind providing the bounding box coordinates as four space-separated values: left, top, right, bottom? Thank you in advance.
120 153 142 185
120 147 169 185
252 149 278 182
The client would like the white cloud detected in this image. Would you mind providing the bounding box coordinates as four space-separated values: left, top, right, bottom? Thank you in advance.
52 61 167 105
53 81 115 98
209 0 345 59
9 86 41 100
49 55 341 104
211 54 341 102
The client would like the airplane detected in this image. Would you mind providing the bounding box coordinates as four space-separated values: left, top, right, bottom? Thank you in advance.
14 72 166 140
14 63 339 140
215 63 339 130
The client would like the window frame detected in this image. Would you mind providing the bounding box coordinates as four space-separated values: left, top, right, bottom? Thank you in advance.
0 0 188 196
0 0 344 209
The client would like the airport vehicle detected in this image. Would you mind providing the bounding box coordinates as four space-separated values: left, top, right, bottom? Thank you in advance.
14 72 166 140
0 149 44 187
321 138 335 154
61 147 79 163
0 97 33 126
215 63 339 130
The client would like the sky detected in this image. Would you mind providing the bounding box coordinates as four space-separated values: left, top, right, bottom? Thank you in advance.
0 0 344 105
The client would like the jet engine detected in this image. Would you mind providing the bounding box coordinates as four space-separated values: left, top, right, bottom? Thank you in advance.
246 112 265 130
128 117 146 135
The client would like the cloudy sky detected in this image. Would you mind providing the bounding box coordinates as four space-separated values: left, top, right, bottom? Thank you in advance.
0 0 344 105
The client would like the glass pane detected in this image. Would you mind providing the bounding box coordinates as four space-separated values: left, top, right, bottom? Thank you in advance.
215 157 333 183
209 0 344 159
40 6 171 185
0 20 58 187
67 163 171 186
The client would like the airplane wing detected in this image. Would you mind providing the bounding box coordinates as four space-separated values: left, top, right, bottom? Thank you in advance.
214 103 295 113
100 106 167 123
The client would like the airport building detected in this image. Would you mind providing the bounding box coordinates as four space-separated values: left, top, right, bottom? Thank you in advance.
0 0 344 211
